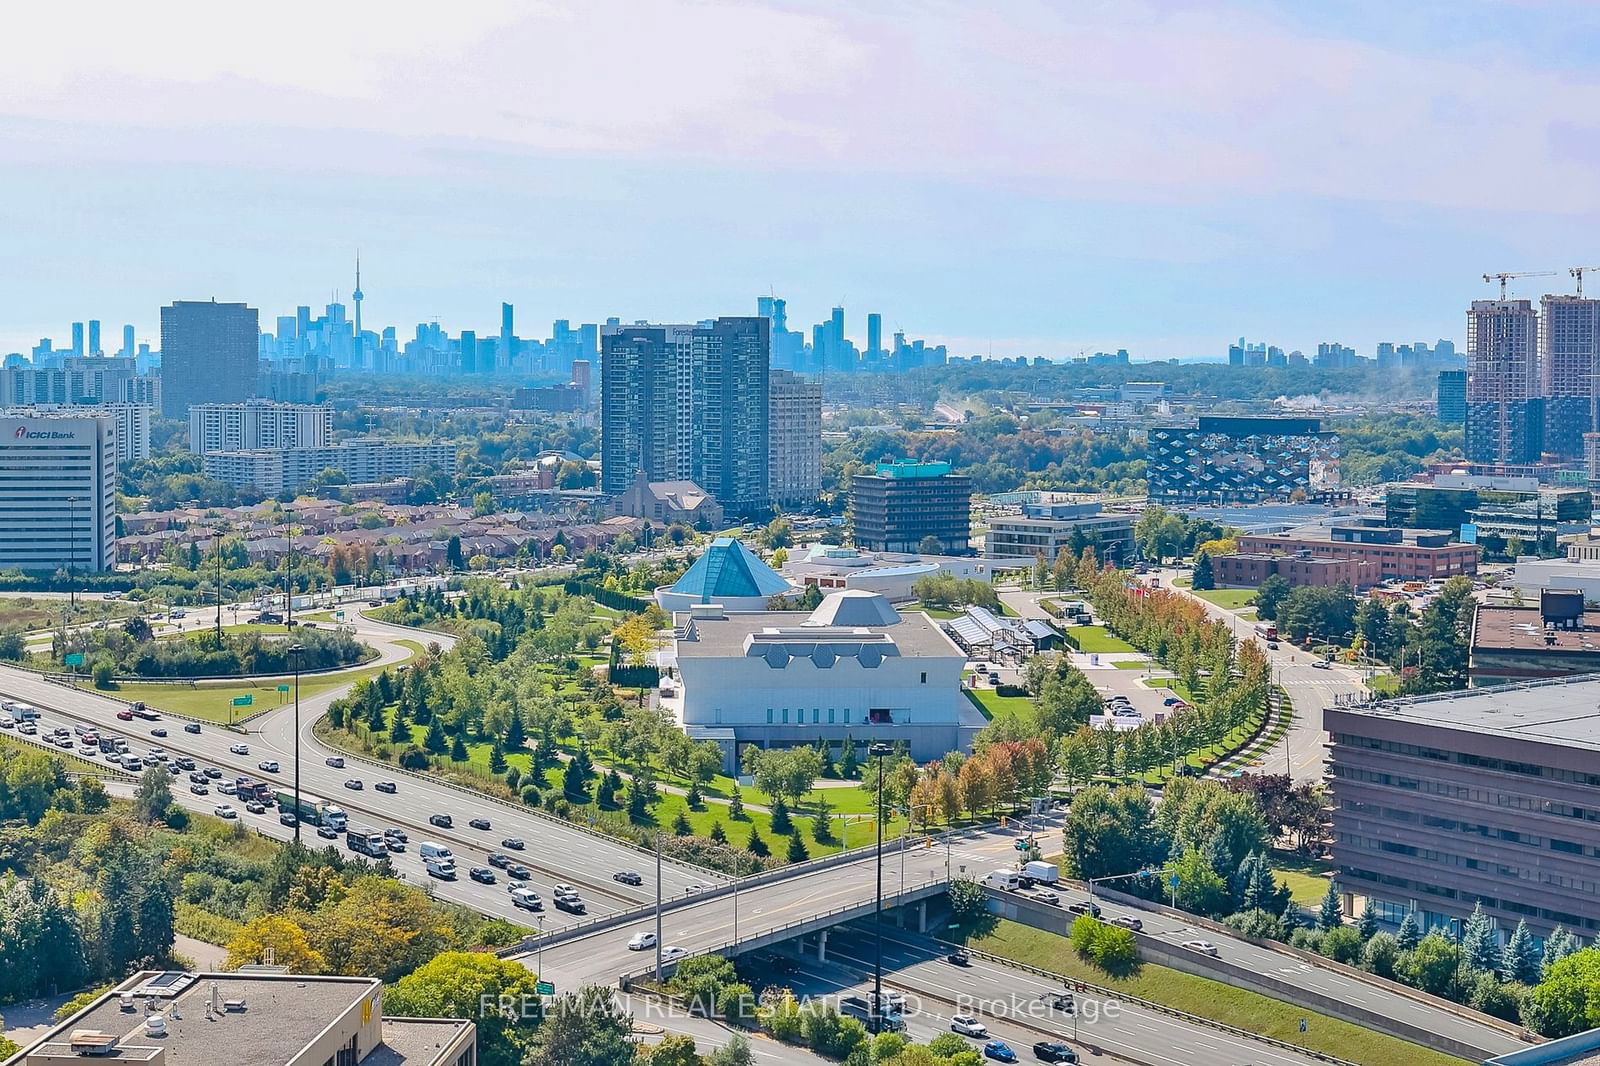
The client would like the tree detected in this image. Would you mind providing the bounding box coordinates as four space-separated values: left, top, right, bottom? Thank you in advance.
446 535 465 569
708 820 728 845
1395 911 1421 951
1357 898 1380 940
672 809 693 836
1543 926 1581 977
1317 881 1343 931
423 718 448 754
133 765 174 823
1360 931 1400 979
225 915 326 973
708 1034 753 1066
648 1034 702 1066
785 831 810 863
1395 932 1462 998
1255 575 1290 622
1460 901 1502 975
1527 948 1600 1038
1319 926 1364 965
1503 920 1541 985
1060 785 1158 880
769 797 792 835
563 758 590 801
450 735 469 762
919 534 943 556
524 986 637 1066
1191 551 1215 591
1170 846 1230 917
728 785 745 820
745 825 769 857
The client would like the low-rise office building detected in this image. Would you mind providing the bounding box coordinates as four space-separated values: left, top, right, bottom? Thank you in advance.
666 589 982 772
1327 676 1600 941
1213 550 1382 589
3 969 475 1066
983 496 1135 563
1237 522 1478 582
1468 592 1600 686
849 460 971 554
0 411 116 572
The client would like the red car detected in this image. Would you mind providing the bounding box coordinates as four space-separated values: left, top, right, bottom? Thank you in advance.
116 710 134 721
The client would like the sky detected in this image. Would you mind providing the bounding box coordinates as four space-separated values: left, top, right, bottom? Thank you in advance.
5 0 1600 362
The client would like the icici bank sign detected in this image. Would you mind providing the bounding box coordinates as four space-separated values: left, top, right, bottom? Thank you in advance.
11 426 78 440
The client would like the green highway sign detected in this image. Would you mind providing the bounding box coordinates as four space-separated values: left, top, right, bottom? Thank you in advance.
231 694 253 707
277 684 290 693
63 652 85 666
535 981 554 995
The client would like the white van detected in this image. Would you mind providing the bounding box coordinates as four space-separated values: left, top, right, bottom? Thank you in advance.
510 887 543 911
420 842 453 863
121 755 144 772
984 868 1022 891
424 856 457 880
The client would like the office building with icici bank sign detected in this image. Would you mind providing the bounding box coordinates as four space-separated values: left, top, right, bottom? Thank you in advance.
0 413 116 572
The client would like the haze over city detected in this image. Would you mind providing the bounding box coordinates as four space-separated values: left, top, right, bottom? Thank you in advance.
8 0 1600 359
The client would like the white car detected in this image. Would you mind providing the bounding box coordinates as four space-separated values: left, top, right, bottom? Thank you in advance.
661 945 689 963
950 1014 988 1038
627 932 657 951
1181 939 1219 957
212 804 238 820
1311 660 1332 670
229 743 250 755
258 760 279 773
554 882 578 897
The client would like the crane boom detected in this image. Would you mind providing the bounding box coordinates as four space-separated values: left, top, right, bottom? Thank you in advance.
1482 271 1558 299
1571 266 1600 298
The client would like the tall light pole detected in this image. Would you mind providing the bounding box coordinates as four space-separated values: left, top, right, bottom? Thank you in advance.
66 496 77 612
285 507 296 629
869 741 892 1032
653 832 664 982
213 528 224 641
290 642 305 844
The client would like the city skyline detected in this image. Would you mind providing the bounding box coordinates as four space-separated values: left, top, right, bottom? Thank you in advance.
8 2 1600 360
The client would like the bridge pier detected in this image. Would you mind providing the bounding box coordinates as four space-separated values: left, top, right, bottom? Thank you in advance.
917 900 927 934
817 929 829 963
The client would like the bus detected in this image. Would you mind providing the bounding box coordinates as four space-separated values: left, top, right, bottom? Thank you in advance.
1254 622 1278 642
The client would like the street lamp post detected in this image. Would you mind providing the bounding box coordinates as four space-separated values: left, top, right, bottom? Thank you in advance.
290 642 305 844
213 529 224 641
869 741 892 1032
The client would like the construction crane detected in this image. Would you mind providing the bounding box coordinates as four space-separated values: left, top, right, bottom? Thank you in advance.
1482 271 1557 299
1571 266 1600 298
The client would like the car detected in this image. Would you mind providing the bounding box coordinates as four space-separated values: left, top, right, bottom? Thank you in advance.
150 725 170 737
469 866 497 884
374 781 396 794
173 757 195 771
229 743 249 755
146 748 168 762
1266 640 1280 650
280 811 298 827
468 817 491 831
1031 1042 1079 1063
627 932 657 951
1110 915 1143 932
1162 696 1182 707
553 882 577 897
1312 659 1332 670
950 1014 988 1038
685 883 707 894
325 756 346 768
946 949 971 966
613 870 643 886
660 945 689 963
1034 890 1060 906
344 779 363 791
429 814 453 829
384 827 408 843
183 722 202 734
982 1041 1017 1062
987 672 1001 685
258 760 280 773
488 852 512 869
217 781 237 796
189 783 209 795
500 837 525 850
507 864 533 880
1067 901 1102 919
386 836 407 852
188 771 208 783
1048 992 1074 1014
554 895 586 914
213 804 238 819
1181 939 1219 957
116 709 134 721
245 800 266 814
204 766 222 779
317 824 339 839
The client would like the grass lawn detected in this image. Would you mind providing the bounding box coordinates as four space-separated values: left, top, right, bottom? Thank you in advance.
901 602 962 620
1367 673 1401 696
971 920 1471 1066
1271 850 1335 906
84 639 426 723
1191 587 1258 610
1064 626 1137 654
1111 660 1158 670
1144 676 1198 702
964 686 1033 723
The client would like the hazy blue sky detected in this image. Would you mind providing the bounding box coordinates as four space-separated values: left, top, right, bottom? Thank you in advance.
6 0 1600 361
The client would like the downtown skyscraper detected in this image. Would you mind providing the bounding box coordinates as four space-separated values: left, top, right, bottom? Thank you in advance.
159 299 260 418
601 316 772 514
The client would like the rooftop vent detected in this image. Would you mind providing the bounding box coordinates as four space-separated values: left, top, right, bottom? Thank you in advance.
67 1030 118 1056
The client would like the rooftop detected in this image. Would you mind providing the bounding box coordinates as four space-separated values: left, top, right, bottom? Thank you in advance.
1356 675 1600 752
677 601 959 660
1472 605 1600 656
869 459 952 479
667 537 791 601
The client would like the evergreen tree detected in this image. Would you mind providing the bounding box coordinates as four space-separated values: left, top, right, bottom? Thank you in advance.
745 825 769 857
575 745 595 778
708 820 728 845
563 758 589 801
365 696 386 733
1542 925 1579 977
1318 881 1343 931
813 791 835 843
673 809 693 836
1255 860 1289 916
488 741 508 775
1501 919 1540 984
597 770 619 809
729 785 745 820
626 782 649 823
1460 902 1501 975
1191 551 1215 591
506 710 526 752
685 782 704 809
389 705 410 743
1395 911 1421 951
769 796 793 834
423 718 448 754
840 737 858 780
817 738 836 778
450 736 468 762
785 831 810 863
1236 853 1263 910
505 766 521 792
1358 898 1380 940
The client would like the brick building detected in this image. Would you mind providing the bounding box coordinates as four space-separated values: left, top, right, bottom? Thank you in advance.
1213 551 1382 589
